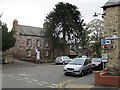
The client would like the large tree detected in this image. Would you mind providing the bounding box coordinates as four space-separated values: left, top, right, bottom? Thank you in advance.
44 2 85 56
2 23 16 52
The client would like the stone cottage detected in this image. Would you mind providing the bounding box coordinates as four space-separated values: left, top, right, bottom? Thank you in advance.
9 20 51 62
9 20 70 62
102 0 120 71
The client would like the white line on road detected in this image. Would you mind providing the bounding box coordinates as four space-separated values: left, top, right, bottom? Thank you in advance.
51 84 57 86
46 85 55 88
36 83 43 85
7 75 12 77
22 77 29 80
31 79 38 82
41 81 48 84
16 78 23 80
19 74 29 76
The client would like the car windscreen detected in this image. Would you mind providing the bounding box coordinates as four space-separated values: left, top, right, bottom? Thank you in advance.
68 58 84 65
92 58 101 62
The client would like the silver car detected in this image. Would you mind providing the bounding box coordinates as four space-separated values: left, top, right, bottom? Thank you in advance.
55 56 72 65
63 57 93 76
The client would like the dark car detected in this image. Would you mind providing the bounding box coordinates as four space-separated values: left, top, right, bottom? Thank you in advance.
92 58 103 70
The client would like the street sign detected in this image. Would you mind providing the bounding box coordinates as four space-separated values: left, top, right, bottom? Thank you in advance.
101 53 108 62
101 39 112 45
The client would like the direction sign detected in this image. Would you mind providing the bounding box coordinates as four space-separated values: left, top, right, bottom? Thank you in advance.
101 39 112 45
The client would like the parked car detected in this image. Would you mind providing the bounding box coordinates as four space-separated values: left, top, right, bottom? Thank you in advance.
55 56 72 65
76 55 87 58
63 57 93 76
91 58 103 70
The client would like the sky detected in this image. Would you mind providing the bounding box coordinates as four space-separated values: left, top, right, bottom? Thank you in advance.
0 0 108 31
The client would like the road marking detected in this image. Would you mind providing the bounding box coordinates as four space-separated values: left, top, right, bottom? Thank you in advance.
36 83 43 85
41 81 48 84
56 79 74 88
46 85 55 88
51 83 57 86
16 78 23 80
31 79 38 82
19 74 29 76
22 77 29 80
7 75 12 77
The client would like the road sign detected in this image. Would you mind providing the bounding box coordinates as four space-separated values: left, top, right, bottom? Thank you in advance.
101 39 112 45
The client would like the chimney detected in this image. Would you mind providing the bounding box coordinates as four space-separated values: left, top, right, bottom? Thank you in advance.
13 19 18 30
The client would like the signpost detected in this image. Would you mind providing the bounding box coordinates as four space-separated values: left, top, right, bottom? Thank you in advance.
101 53 108 69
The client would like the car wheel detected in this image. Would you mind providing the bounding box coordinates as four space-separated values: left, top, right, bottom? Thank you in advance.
80 71 84 76
64 73 68 76
90 69 93 73
63 61 65 65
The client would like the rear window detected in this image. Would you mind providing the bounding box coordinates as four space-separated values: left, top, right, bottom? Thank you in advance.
68 58 85 65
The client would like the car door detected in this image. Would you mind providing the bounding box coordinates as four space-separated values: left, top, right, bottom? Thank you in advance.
83 59 89 72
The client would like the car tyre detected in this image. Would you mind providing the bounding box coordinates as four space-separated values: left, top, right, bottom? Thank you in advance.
80 71 84 77
63 61 65 65
64 73 68 76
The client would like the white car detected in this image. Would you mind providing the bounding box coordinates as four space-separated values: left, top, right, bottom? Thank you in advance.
63 58 93 76
55 56 72 65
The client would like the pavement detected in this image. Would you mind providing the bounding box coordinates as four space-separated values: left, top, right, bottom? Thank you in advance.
64 75 119 90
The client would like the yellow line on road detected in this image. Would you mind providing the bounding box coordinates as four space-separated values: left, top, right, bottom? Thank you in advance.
56 79 74 88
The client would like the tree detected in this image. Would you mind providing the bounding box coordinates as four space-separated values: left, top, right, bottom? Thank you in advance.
86 19 104 57
2 23 16 52
44 2 85 56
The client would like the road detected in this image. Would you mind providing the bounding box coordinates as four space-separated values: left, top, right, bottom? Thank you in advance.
2 59 94 88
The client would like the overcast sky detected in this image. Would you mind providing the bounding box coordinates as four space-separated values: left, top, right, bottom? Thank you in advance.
0 0 108 31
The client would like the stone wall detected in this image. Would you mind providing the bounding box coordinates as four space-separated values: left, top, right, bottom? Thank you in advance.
103 6 120 70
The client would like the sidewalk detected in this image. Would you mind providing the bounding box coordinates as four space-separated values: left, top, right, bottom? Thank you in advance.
64 73 119 89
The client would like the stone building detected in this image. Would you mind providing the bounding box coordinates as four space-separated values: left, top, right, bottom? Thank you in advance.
102 0 120 71
9 20 50 61
9 20 70 62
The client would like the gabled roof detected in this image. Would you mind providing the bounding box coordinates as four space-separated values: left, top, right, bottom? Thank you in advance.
103 0 120 9
17 25 44 37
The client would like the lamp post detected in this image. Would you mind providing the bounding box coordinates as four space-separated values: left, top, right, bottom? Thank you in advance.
93 12 106 69
93 12 106 18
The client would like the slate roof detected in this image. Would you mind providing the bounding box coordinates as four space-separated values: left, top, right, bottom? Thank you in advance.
17 25 44 37
103 0 120 8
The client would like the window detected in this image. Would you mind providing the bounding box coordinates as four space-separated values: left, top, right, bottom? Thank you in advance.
27 49 31 57
27 39 32 46
45 50 48 56
36 40 40 47
44 40 48 47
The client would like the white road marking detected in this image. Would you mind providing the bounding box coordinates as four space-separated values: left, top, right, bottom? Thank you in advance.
16 78 23 80
7 75 12 77
22 77 29 80
51 83 57 86
36 83 43 85
31 79 38 82
41 81 48 84
19 74 29 76
46 85 55 88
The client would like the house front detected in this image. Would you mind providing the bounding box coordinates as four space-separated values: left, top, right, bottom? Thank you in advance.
9 20 52 62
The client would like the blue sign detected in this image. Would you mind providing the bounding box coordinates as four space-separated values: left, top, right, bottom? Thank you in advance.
101 39 106 45
101 39 112 45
